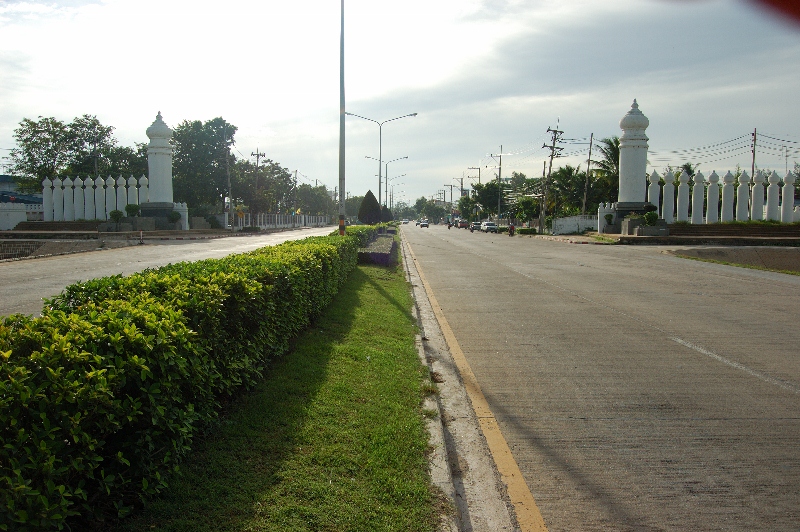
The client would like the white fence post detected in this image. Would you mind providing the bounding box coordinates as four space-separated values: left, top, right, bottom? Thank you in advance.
83 177 94 220
53 178 64 221
766 170 781 221
662 171 675 223
42 178 53 222
63 178 75 221
751 171 765 221
781 172 795 223
720 171 735 222
94 177 105 220
127 176 138 206
691 172 705 224
648 170 661 214
105 176 115 218
73 178 85 220
706 171 719 224
736 171 750 221
677 171 690 222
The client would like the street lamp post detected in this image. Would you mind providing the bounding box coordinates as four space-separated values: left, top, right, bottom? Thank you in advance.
345 112 417 206
384 157 407 206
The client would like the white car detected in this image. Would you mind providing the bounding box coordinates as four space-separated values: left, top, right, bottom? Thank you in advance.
480 221 498 233
420 219 429 228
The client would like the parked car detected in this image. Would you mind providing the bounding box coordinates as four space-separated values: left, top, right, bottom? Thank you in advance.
470 221 481 232
415 220 420 226
480 221 498 233
402 219 409 224
420 219 429 228
457 220 469 228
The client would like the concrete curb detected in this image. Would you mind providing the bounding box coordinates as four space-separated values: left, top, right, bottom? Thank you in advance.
401 235 520 532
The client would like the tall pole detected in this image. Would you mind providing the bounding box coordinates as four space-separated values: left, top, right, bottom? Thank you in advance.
751 128 757 179
582 133 593 214
540 128 563 233
468 166 481 184
338 0 346 235
251 148 265 190
223 123 232 231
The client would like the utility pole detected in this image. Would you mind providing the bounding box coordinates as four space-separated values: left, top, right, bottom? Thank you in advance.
751 128 757 178
338 0 346 235
223 123 232 231
540 127 564 233
293 170 298 214
468 166 481 184
582 133 594 215
251 148 265 189
490 145 511 222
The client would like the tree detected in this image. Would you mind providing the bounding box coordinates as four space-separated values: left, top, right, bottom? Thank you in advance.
471 181 500 217
345 195 364 220
393 201 417 220
172 117 236 210
458 194 476 220
9 116 71 192
381 205 393 222
63 114 116 177
295 184 335 216
550 165 586 216
593 136 620 202
358 190 382 224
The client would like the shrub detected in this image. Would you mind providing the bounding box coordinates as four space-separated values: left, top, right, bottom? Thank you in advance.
0 234 362 529
124 204 140 217
109 210 124 224
167 211 182 224
358 191 382 225
643 211 659 226
517 227 537 235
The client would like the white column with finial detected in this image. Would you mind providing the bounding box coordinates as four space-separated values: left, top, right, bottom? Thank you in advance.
736 171 751 221
618 99 650 204
691 172 705 224
662 170 675 223
751 171 765 221
781 172 796 223
705 171 719 224
146 111 174 203
766 171 780 221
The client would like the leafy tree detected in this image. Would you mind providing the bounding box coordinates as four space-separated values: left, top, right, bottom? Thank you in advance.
295 184 335 216
471 181 500 217
593 136 620 202
358 190 382 224
458 194 476 220
550 165 586 216
393 201 417 220
381 205 393 222
345 195 364 220
9 116 72 192
515 196 540 223
172 117 236 210
63 114 116 177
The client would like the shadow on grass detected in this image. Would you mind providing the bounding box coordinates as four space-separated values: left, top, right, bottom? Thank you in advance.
114 269 367 532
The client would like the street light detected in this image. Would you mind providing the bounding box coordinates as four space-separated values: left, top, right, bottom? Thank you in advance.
345 111 417 206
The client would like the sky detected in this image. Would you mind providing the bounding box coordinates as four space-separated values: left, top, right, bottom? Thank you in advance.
1 0 799 208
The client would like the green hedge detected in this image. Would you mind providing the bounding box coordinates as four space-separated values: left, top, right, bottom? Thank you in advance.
0 226 377 530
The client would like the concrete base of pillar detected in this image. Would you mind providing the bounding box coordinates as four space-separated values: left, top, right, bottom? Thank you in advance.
139 202 180 230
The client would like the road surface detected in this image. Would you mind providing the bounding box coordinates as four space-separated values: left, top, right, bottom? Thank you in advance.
0 227 333 317
402 224 800 531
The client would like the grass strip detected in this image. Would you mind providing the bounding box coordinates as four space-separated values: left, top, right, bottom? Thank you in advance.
115 263 437 532
672 254 800 276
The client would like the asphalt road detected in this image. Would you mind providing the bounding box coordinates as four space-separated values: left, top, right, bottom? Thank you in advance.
0 227 333 317
402 224 800 531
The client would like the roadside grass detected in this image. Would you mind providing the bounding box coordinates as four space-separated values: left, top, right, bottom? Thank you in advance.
116 263 438 532
672 254 800 276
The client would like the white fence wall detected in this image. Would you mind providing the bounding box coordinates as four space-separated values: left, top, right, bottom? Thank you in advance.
43 175 149 221
552 215 597 235
236 213 332 230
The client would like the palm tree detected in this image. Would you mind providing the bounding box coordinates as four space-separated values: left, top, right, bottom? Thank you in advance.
593 136 620 202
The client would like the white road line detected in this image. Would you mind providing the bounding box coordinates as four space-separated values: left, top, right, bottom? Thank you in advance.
670 336 800 394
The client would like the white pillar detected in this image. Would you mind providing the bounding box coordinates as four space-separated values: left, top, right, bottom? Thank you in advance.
146 112 174 203
676 171 690 222
138 175 149 203
63 178 75 221
94 176 106 220
618 99 649 203
53 178 64 221
105 176 115 218
705 171 719 224
648 170 661 214
751 171 765 221
766 170 780 221
781 172 795 223
691 172 705 224
736 171 751 221
73 177 85 220
84 178 95 221
720 171 735 222
42 178 54 222
662 171 675 224
127 176 138 206
116 175 127 212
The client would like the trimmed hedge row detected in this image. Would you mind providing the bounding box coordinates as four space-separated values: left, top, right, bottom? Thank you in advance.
0 226 377 530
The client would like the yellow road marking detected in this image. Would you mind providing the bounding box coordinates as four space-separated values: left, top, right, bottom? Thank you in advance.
406 242 548 532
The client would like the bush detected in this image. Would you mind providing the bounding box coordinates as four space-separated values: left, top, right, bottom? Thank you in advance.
167 211 182 224
0 233 363 529
125 204 140 217
517 227 537 235
643 211 658 226
109 210 124 224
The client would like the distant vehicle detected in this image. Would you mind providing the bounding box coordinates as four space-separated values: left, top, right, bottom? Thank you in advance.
457 220 469 229
470 221 481 232
402 219 409 224
420 219 429 228
415 220 420 226
480 221 498 233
